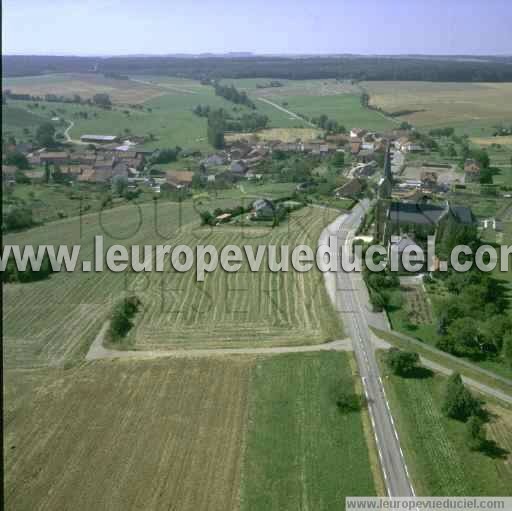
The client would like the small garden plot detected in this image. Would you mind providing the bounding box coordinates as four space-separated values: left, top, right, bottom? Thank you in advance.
401 285 434 325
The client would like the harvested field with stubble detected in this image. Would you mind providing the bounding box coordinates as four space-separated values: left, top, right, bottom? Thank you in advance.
2 73 166 104
3 357 252 511
362 81 512 135
127 208 342 350
4 352 378 511
3 200 342 369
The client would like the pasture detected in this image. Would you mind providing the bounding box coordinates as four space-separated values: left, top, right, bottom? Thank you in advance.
2 200 342 369
2 104 49 140
380 356 512 496
3 75 301 149
3 183 141 224
229 78 395 132
362 81 512 135
273 94 395 132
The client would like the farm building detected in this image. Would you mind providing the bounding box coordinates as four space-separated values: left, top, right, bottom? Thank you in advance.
388 201 473 228
201 154 227 168
351 141 362 155
230 160 248 175
350 128 367 139
80 134 119 143
39 152 70 164
166 170 194 189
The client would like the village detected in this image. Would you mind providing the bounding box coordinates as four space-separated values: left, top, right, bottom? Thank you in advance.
3 122 497 234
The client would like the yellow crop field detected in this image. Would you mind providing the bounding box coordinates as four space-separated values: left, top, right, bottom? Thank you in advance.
362 81 512 134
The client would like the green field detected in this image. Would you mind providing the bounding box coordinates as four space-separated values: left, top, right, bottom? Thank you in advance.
3 75 397 150
260 93 395 132
227 78 391 131
3 200 342 369
241 352 377 510
362 81 512 136
380 356 512 496
2 74 304 150
3 183 150 224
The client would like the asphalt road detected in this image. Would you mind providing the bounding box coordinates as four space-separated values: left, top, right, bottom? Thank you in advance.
321 200 415 497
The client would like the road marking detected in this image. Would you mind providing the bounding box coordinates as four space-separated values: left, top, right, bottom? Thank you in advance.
333 215 416 497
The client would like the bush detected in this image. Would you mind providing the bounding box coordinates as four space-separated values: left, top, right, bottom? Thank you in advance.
5 151 30 170
384 348 420 376
199 210 215 226
3 206 35 232
108 295 142 342
2 252 53 283
336 389 365 413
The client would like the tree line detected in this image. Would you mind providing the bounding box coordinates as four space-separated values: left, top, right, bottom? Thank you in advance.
6 55 512 82
3 90 112 108
213 82 255 108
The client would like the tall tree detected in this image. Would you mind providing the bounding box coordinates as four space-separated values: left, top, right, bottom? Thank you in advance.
442 372 480 421
35 122 56 147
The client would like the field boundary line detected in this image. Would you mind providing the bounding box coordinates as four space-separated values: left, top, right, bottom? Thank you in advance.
256 97 315 127
85 321 353 361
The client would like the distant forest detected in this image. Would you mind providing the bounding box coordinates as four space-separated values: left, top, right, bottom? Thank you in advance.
3 54 512 82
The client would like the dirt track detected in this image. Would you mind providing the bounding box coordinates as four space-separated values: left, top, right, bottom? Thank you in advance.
86 322 353 361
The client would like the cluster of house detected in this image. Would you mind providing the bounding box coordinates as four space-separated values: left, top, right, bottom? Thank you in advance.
195 128 409 185
36 148 146 183
2 132 156 185
199 142 270 180
349 128 389 155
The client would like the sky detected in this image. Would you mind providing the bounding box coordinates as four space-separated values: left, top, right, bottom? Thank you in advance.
3 0 512 56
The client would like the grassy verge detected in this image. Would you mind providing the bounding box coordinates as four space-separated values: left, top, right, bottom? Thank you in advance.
371 328 512 398
378 353 512 496
240 352 377 510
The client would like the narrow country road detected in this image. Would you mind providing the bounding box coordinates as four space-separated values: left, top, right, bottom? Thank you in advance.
64 120 74 142
64 120 88 145
256 97 315 127
130 77 197 94
321 200 416 497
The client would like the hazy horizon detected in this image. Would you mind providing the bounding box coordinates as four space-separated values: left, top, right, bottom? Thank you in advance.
3 0 512 57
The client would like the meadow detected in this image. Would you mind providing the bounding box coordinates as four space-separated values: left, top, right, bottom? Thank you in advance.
362 81 512 136
2 199 342 369
3 182 145 224
274 94 395 132
380 356 512 496
3 75 398 150
2 74 303 150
